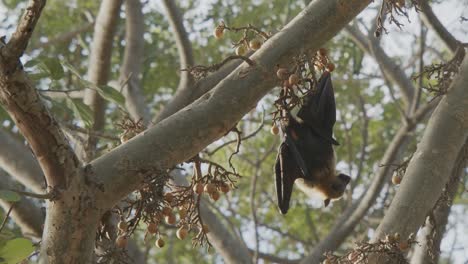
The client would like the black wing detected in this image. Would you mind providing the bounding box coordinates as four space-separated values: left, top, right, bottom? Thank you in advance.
297 72 339 145
275 142 300 214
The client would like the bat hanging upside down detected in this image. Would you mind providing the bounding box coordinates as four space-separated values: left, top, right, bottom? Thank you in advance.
274 71 351 214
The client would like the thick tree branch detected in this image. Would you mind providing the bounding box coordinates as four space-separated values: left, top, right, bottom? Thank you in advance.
419 0 460 55
300 99 438 264
373 50 468 243
346 24 415 108
120 0 150 123
91 0 373 208
410 140 467 264
0 0 46 65
0 128 44 192
0 1 79 189
154 54 246 123
82 0 123 158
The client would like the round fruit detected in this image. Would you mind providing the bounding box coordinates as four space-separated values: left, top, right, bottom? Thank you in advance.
117 221 128 231
115 235 128 248
210 190 220 201
213 26 224 39
155 238 165 248
249 38 262 50
276 68 289 80
288 74 299 86
386 234 396 243
219 183 230 193
162 206 172 216
120 133 130 143
394 232 401 241
396 0 405 8
204 183 216 194
270 125 279 135
193 182 204 194
164 192 174 203
147 222 158 234
326 62 335 72
398 241 409 251
235 45 247 56
392 174 402 185
176 227 188 240
165 213 176 225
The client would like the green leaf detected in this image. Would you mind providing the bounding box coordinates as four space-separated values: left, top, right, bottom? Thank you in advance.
67 98 94 128
23 58 42 68
96 85 126 108
41 57 65 80
0 190 20 202
61 61 83 79
0 238 34 264
25 57 65 80
28 72 50 81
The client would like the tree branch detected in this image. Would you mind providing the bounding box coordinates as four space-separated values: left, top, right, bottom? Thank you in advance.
0 128 45 192
346 24 415 109
1 0 46 64
120 0 150 123
373 49 468 242
82 0 123 159
410 139 467 264
419 0 460 55
156 0 196 121
0 0 79 189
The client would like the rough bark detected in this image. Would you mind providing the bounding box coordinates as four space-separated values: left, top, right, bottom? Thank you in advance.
0 0 79 192
410 140 467 264
373 49 468 244
120 0 150 123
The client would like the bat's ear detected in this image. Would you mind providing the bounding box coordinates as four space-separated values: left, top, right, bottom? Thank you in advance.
324 198 331 207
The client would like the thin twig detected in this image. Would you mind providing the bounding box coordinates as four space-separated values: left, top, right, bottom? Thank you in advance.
206 112 264 156
0 204 15 234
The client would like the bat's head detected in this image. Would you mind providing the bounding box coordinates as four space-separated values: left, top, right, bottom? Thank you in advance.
320 173 351 207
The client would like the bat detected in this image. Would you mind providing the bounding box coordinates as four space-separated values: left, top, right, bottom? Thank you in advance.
274 71 351 214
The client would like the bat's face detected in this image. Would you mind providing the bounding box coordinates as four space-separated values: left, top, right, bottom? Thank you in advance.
315 173 351 207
